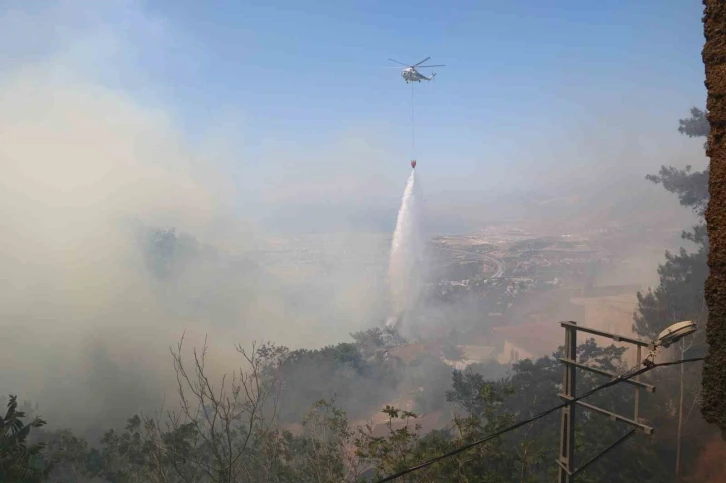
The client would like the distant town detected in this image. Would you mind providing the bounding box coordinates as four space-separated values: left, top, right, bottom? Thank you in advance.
254 221 667 373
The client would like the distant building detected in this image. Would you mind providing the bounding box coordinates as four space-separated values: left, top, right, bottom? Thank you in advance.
491 322 563 364
384 338 497 371
368 410 447 438
576 284 643 298
570 284 644 365
385 343 434 369
441 345 498 370
505 287 585 328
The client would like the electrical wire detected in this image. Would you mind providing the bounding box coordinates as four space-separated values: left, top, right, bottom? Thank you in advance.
372 356 705 483
683 385 702 425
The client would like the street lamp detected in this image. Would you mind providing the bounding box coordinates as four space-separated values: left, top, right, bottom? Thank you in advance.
655 321 697 348
652 320 698 477
557 320 699 482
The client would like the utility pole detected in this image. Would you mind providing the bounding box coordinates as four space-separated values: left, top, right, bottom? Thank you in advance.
558 324 577 483
557 321 657 482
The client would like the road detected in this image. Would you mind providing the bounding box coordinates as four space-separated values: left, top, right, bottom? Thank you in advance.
432 245 505 279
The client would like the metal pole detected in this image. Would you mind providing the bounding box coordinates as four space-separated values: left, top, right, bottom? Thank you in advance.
556 321 658 480
558 324 577 483
634 345 641 422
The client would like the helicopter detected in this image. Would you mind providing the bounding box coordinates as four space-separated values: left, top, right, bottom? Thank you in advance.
388 57 445 83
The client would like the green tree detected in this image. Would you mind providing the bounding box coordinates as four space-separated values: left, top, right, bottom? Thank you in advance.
277 342 399 423
281 399 372 482
41 428 103 482
498 340 671 483
350 328 387 359
646 107 709 216
0 396 50 483
136 223 219 282
637 106 709 342
635 107 714 479
356 366 537 482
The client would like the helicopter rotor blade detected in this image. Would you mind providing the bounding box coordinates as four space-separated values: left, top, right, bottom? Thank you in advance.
413 56 431 67
388 58 410 67
417 64 445 68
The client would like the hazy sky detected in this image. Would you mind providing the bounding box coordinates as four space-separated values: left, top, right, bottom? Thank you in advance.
2 0 708 207
0 0 710 426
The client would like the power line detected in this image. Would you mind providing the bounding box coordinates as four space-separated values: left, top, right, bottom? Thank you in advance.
372 356 705 483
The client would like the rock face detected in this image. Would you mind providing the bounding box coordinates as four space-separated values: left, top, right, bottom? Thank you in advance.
702 0 726 438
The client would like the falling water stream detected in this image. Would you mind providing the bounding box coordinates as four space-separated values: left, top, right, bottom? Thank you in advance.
386 170 424 331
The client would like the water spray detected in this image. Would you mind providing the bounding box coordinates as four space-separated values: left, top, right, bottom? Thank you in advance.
386 169 424 331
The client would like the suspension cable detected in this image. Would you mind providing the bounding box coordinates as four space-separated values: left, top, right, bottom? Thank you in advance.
411 81 415 161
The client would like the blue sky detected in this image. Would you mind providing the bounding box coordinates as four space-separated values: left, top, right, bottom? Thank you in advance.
140 1 707 187
1 0 709 209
